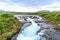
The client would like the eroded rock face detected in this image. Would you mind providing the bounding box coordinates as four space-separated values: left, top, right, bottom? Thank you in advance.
11 15 60 40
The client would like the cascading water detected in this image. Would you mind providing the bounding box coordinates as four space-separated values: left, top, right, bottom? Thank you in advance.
16 17 46 40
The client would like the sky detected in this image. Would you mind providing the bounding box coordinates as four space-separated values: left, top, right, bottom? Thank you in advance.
0 0 60 12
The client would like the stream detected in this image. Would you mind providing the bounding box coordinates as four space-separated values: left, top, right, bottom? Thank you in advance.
11 15 60 40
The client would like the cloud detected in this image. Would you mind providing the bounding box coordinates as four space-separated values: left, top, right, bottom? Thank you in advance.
0 1 39 12
38 1 60 11
0 1 60 12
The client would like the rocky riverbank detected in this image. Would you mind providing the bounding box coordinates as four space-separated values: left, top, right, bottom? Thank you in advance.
11 15 60 40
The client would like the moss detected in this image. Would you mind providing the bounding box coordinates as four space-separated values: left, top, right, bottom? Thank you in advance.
38 11 60 30
0 13 23 40
0 37 7 40
0 21 22 40
4 32 13 39
0 13 16 34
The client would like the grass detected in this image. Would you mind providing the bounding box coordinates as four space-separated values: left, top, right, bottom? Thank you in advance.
0 13 23 40
0 11 60 40
38 11 60 30
0 13 16 34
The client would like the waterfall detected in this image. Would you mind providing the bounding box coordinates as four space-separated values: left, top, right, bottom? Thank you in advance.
17 17 46 40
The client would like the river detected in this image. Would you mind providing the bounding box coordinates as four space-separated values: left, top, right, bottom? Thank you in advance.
11 15 60 40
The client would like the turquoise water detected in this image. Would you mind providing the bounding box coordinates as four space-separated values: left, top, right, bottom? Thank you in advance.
17 18 46 40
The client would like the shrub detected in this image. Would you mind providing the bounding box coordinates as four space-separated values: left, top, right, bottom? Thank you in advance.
0 13 16 34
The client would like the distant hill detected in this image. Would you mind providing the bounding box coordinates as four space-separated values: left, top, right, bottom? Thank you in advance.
38 10 49 12
0 10 4 12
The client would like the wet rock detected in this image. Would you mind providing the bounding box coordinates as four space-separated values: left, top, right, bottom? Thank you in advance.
12 15 60 40
11 34 18 40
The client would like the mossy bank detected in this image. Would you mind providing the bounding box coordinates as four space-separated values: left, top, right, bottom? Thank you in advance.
38 11 60 30
0 13 23 40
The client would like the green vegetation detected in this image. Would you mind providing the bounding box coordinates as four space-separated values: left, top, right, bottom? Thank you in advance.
0 11 38 15
38 11 60 29
0 11 60 40
0 13 22 40
0 13 16 34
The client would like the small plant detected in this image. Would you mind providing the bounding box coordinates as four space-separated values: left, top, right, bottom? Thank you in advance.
0 13 16 34
38 11 60 29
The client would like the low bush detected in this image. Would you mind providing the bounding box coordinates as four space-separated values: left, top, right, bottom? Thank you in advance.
38 11 60 29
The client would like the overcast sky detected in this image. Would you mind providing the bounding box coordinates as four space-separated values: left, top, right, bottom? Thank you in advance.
0 0 60 12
